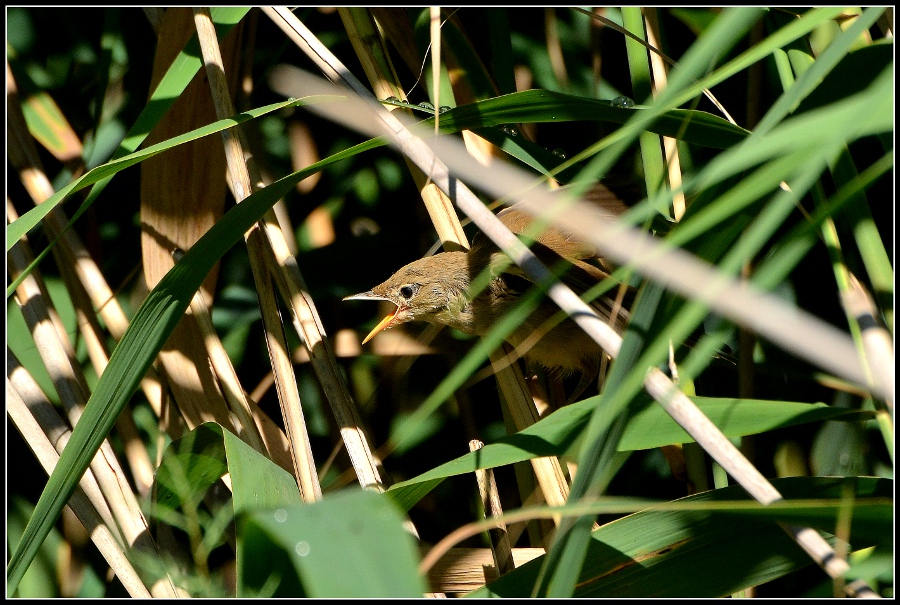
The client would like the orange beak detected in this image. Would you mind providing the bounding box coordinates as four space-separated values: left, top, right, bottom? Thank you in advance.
343 291 401 344
361 306 400 344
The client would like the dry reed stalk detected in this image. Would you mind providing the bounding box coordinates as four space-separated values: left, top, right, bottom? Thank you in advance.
192 7 323 502
7 383 155 598
278 69 878 595
8 351 121 541
842 274 895 416
469 440 515 577
327 6 574 520
423 547 544 594
643 7 687 221
7 197 155 496
6 65 162 491
8 232 163 559
488 348 570 519
200 7 390 498
338 7 470 252
184 341 295 480
139 8 243 435
7 349 182 597
186 287 269 456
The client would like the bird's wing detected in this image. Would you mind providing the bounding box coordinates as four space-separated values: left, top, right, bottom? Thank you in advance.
469 195 633 331
471 181 631 260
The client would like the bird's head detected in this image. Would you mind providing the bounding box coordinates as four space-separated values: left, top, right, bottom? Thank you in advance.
343 251 473 343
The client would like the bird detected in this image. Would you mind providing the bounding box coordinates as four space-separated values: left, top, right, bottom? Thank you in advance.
343 183 635 401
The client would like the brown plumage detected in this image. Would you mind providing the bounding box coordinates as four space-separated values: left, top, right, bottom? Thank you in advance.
344 185 633 399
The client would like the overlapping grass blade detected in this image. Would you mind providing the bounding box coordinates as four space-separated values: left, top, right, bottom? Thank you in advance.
239 490 426 597
6 136 381 592
536 8 766 596
469 477 892 598
6 7 250 291
387 397 868 512
434 90 749 149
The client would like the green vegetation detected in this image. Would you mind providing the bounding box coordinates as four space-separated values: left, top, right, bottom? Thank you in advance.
7 7 893 598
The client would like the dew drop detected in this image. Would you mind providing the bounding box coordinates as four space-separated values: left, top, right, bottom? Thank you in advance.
499 125 518 137
439 105 451 114
551 148 567 159
274 509 288 523
419 101 435 112
611 96 635 109
295 541 311 557
383 96 399 103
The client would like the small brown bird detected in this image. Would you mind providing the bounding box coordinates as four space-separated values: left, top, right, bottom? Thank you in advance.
344 185 634 399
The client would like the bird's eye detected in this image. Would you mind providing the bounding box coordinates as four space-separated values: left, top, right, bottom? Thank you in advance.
399 285 415 299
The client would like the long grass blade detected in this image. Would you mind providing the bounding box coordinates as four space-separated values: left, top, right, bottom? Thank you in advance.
6 138 381 592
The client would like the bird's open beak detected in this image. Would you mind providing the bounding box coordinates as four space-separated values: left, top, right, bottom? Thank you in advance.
343 291 401 344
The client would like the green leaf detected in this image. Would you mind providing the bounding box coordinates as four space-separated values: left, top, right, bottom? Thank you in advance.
5 135 381 593
238 489 427 598
468 477 892 598
435 89 750 149
118 7 251 158
7 498 61 598
19 91 82 160
153 423 301 522
620 397 873 451
6 7 250 293
149 423 301 595
6 98 301 256
387 397 865 511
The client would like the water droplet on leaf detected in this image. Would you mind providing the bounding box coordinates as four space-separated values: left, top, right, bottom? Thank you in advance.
611 96 635 109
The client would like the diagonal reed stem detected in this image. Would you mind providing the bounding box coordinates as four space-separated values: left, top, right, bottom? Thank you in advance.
192 7 323 502
276 67 878 596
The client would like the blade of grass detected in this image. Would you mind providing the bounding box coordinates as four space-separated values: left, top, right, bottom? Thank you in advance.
623 7 666 199
460 477 892 597
559 6 861 179
193 6 323 501
7 97 311 292
5 137 382 592
434 90 750 148
386 394 866 512
6 7 249 281
258 13 884 588
532 10 766 594
281 63 882 597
